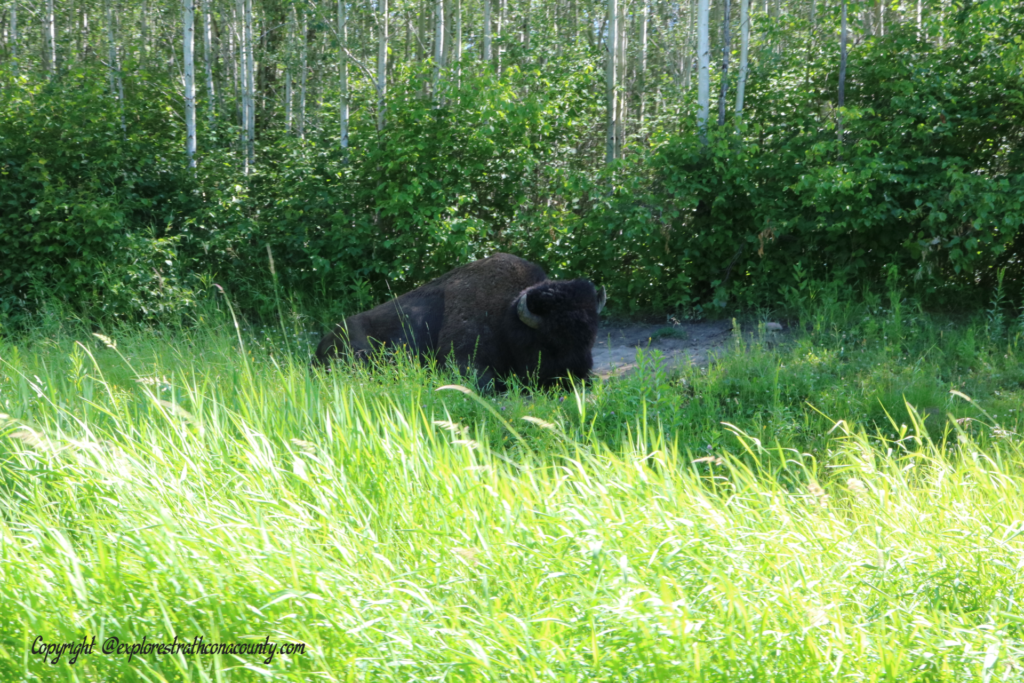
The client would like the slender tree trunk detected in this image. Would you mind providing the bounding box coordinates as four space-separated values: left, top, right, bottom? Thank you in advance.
203 0 215 127
106 0 117 95
809 0 815 31
696 0 710 134
606 0 617 164
638 0 648 126
244 0 254 167
523 0 529 50
339 0 349 149
285 7 295 133
717 0 730 125
236 0 248 172
916 0 922 39
454 0 461 61
433 0 444 96
299 10 307 139
838 0 847 145
878 0 884 37
496 0 504 71
615 0 625 157
9 0 16 74
683 0 695 89
376 0 388 131
483 0 491 61
140 0 148 67
184 0 197 168
229 2 238 134
735 0 749 118
43 0 56 75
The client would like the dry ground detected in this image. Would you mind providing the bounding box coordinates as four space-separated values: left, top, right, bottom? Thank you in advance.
592 319 786 380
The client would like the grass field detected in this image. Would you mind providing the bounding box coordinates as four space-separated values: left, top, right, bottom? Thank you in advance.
2 294 1024 681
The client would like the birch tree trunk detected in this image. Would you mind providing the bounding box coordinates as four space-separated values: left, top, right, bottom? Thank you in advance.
236 0 248 172
298 11 307 139
605 0 617 164
615 0 626 157
339 0 349 149
106 0 117 95
735 0 749 118
202 0 215 127
496 0 504 71
683 0 695 89
376 0 388 131
9 0 17 74
638 0 648 126
837 0 847 145
483 0 492 61
717 0 731 126
454 0 461 61
523 0 529 50
696 0 710 133
140 0 148 67
244 0 254 168
43 0 56 75
433 0 444 96
285 7 295 133
184 0 197 168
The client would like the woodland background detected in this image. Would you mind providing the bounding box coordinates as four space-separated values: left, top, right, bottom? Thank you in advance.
0 0 1021 325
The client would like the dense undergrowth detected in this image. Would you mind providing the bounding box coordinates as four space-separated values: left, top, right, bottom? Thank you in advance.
2 4 1022 326
2 293 1024 680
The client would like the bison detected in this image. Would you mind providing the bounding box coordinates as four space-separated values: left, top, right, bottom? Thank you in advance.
313 253 607 390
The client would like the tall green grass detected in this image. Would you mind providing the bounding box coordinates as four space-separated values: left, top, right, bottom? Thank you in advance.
1 302 1024 681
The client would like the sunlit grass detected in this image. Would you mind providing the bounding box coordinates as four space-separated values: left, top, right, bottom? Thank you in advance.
1 308 1024 681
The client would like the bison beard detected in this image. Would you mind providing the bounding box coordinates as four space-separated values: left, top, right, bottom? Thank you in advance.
313 253 606 391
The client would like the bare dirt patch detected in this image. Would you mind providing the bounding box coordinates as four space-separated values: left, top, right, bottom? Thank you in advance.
592 319 783 380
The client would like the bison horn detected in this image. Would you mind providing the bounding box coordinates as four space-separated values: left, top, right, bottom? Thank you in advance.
596 286 607 314
516 292 543 329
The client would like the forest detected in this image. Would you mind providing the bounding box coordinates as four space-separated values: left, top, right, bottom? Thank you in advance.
0 0 1020 323
2 0 1024 680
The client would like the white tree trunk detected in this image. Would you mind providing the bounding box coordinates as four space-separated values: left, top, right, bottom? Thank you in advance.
140 0 148 66
434 0 445 95
638 0 648 126
838 0 847 144
184 0 197 168
483 0 491 60
244 0 254 168
717 0 730 126
44 0 56 75
299 10 307 139
683 0 695 89
286 6 295 133
9 0 16 74
615 0 626 156
106 0 117 95
236 0 248 172
916 0 922 39
203 0 216 127
454 0 461 61
496 0 504 70
735 0 749 118
376 0 388 131
339 0 349 149
696 0 710 132
605 0 616 164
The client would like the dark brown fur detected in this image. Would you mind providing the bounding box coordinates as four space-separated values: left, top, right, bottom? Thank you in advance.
313 253 603 390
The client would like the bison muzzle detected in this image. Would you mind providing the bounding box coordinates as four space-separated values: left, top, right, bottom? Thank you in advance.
313 253 607 390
